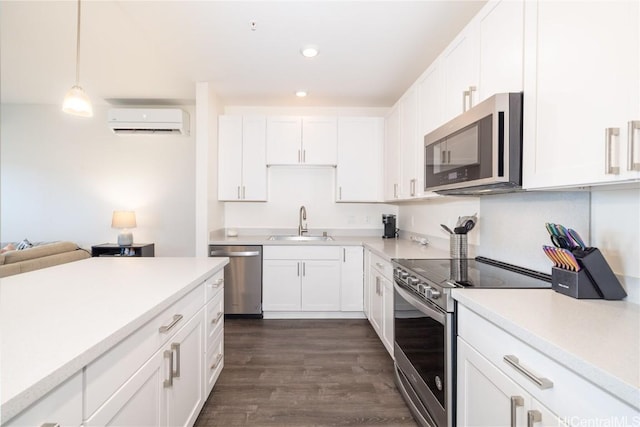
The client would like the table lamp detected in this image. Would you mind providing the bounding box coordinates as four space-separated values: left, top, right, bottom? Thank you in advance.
112 210 136 246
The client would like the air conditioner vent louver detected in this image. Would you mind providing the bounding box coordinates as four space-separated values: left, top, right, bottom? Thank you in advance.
107 108 190 135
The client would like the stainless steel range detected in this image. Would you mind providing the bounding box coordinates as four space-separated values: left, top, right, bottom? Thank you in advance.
391 257 551 427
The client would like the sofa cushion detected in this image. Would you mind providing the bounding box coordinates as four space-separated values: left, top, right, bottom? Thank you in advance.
18 250 90 275
3 241 81 264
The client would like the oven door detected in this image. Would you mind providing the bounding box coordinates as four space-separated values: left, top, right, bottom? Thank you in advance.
393 282 454 427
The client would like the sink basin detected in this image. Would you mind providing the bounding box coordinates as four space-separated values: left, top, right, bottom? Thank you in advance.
268 235 334 241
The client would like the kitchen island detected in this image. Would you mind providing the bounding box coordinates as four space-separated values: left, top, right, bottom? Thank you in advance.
0 256 228 425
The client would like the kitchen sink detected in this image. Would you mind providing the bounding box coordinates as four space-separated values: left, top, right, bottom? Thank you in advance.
268 235 334 241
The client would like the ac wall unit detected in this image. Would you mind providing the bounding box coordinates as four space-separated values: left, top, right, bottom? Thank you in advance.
107 108 190 135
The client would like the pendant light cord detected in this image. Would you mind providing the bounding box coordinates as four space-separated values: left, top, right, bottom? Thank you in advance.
75 0 81 85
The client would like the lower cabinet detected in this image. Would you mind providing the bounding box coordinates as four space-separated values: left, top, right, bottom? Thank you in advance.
366 250 394 357
262 245 363 315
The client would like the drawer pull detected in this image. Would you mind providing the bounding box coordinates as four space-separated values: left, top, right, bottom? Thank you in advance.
211 353 223 370
159 314 183 333
605 127 620 175
171 343 181 378
211 311 224 324
41 424 60 427
510 396 524 427
504 355 553 389
527 410 542 427
375 262 384 269
209 277 224 288
628 120 640 171
163 349 174 388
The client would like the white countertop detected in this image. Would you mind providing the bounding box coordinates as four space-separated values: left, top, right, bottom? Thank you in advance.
0 257 228 422
209 232 457 261
452 288 640 409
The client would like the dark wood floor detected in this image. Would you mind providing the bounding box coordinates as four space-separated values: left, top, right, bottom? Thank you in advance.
194 318 418 426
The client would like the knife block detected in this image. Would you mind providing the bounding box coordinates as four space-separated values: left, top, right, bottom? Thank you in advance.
551 247 627 300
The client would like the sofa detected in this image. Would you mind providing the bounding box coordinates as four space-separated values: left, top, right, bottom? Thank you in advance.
0 241 91 278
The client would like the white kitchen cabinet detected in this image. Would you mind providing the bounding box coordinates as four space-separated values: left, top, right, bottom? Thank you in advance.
218 115 267 201
522 0 640 189
442 19 480 123
384 104 401 201
417 59 445 138
266 116 337 165
262 246 342 313
457 303 638 422
340 246 364 312
336 117 384 202
477 0 524 103
4 372 83 427
457 338 562 427
399 87 420 199
367 250 394 357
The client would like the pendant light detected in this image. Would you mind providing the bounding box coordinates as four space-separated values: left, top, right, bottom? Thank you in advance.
62 0 93 117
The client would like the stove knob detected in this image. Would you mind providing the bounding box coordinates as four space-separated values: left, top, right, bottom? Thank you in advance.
400 270 409 280
407 276 419 286
417 283 427 294
425 286 441 299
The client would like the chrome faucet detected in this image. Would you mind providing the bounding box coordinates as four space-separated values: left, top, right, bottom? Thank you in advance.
298 205 308 236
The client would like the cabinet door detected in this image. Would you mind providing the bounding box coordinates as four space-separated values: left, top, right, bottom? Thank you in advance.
442 22 480 122
399 87 419 198
340 246 364 311
336 117 384 202
523 0 640 188
302 116 337 165
165 309 205 427
263 260 301 311
301 260 341 311
241 115 267 201
381 275 394 357
85 352 164 427
217 115 243 201
384 104 401 201
266 116 302 165
363 250 371 318
418 59 445 138
477 0 524 102
5 372 83 427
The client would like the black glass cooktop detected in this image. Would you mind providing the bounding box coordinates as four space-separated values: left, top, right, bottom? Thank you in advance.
394 256 551 289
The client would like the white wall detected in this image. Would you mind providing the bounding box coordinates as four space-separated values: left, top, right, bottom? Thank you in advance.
0 104 196 256
225 167 397 233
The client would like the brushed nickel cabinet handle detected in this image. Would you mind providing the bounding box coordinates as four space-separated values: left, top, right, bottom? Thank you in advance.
394 183 398 198
211 353 223 370
298 149 301 163
163 349 174 387
237 186 241 199
302 262 306 276
527 410 542 427
375 276 381 295
468 85 476 109
339 186 342 200
510 396 524 427
605 127 620 174
462 90 470 112
210 277 224 288
297 262 300 277
41 424 60 427
504 355 553 389
211 311 223 324
628 120 640 171
303 149 306 163
242 186 246 199
343 248 346 262
159 314 183 333
171 343 181 378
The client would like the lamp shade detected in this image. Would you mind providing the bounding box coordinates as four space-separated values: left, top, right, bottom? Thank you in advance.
62 85 93 117
111 211 136 229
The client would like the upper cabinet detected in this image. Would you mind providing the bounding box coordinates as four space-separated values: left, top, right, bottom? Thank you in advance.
522 0 640 189
336 117 384 202
218 115 267 201
266 116 337 166
399 87 420 199
384 104 401 201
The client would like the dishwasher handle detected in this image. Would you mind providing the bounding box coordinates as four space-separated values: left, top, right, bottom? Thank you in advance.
210 250 261 257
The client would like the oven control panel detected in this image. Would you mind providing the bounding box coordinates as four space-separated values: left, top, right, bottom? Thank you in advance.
393 265 451 312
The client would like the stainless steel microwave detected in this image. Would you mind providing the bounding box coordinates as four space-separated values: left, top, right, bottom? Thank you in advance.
424 92 523 195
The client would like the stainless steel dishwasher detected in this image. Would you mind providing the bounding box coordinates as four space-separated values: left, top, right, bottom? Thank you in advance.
209 245 262 318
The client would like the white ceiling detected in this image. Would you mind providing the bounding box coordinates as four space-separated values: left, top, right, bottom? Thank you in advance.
1 1 486 108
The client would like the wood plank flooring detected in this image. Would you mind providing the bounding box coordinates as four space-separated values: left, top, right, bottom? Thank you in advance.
194 319 418 426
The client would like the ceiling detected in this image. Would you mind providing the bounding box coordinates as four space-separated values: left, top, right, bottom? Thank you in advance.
0 1 486 108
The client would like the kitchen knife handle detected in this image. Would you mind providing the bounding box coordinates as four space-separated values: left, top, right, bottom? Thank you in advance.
628 120 640 171
605 127 620 174
504 355 554 389
510 396 524 427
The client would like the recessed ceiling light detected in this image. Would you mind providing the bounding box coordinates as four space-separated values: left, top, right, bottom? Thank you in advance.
295 90 308 98
301 46 319 58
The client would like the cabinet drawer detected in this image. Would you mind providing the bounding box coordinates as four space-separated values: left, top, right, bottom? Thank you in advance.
85 283 205 418
205 328 224 395
204 270 224 303
263 245 340 260
458 304 637 419
4 372 82 427
206 289 224 349
370 251 392 280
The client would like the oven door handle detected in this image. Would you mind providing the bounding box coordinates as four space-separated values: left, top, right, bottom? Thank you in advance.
394 282 446 324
